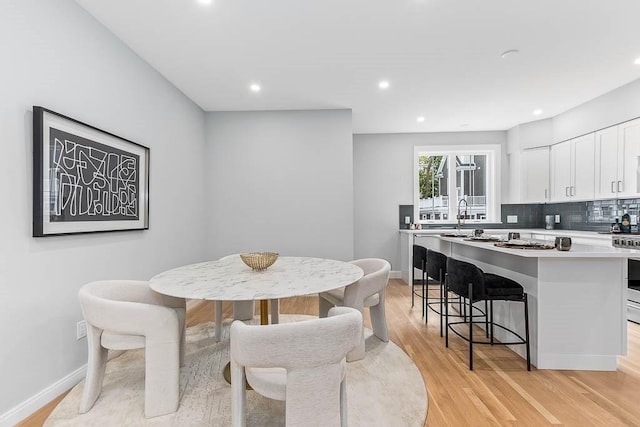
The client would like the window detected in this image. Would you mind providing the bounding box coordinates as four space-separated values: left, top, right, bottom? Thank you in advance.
414 145 501 224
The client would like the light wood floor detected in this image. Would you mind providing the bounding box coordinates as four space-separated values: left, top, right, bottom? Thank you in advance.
19 279 640 426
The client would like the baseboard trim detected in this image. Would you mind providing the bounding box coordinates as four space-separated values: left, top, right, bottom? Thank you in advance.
390 270 401 279
0 365 86 427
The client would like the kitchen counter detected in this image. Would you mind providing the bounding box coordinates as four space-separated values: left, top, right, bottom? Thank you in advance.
399 227 616 242
400 228 638 282
400 230 636 371
436 235 637 258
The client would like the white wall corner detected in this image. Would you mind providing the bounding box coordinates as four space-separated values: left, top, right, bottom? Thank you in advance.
506 125 520 154
0 365 86 427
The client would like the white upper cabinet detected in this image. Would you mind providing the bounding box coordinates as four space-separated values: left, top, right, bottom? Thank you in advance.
618 118 640 197
595 126 619 198
522 147 550 203
595 118 640 198
550 134 595 202
572 134 596 200
551 140 571 201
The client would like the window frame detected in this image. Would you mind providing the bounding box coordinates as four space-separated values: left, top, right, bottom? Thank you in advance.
413 144 501 225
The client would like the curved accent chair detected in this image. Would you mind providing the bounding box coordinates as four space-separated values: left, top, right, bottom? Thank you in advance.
318 258 391 361
230 306 362 427
78 280 186 418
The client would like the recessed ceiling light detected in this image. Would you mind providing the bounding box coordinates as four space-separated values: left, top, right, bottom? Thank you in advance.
500 49 519 59
416 116 425 123
634 58 640 65
533 109 543 116
378 80 390 89
460 123 469 128
249 83 261 93
197 0 212 4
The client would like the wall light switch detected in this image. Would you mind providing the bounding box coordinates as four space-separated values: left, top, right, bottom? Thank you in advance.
555 215 561 223
507 215 518 223
77 320 87 340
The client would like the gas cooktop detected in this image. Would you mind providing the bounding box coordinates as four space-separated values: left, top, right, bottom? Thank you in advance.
612 235 640 249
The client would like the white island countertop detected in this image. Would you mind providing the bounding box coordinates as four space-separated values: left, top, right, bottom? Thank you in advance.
399 228 636 371
400 228 640 257
435 235 639 258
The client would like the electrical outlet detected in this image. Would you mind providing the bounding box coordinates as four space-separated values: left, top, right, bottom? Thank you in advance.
507 215 518 223
555 215 561 223
76 320 87 340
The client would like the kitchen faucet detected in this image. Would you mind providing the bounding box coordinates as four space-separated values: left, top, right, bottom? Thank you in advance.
457 198 468 233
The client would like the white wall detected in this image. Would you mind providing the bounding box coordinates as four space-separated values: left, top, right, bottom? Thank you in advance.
353 131 507 269
553 78 640 143
204 110 354 261
506 126 521 204
0 0 207 420
519 118 553 150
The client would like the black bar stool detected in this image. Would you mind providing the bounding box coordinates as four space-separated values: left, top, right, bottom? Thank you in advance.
411 245 427 316
424 250 471 338
445 257 531 371
424 249 447 336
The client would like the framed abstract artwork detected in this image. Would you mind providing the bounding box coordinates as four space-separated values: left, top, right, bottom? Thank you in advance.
32 106 149 237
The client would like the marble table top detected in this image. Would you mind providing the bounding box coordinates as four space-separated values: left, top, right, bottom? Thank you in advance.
150 255 364 301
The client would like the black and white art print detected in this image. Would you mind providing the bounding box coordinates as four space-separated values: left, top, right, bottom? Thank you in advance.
33 107 149 237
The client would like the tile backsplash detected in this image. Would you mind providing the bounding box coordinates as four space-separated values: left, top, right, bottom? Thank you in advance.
504 199 640 232
500 204 544 229
398 205 413 229
587 199 639 225
403 198 640 232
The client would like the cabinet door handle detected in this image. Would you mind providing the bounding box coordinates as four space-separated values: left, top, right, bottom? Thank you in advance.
571 186 575 196
544 189 548 199
618 181 623 192
611 181 616 193
565 186 570 197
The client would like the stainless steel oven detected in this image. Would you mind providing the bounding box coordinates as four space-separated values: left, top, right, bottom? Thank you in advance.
629 258 640 324
613 236 640 323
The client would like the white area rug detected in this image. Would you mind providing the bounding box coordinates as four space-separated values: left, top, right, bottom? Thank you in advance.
46 316 428 426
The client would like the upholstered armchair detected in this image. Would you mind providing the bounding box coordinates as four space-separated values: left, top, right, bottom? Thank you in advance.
230 307 362 427
318 258 391 361
78 280 186 418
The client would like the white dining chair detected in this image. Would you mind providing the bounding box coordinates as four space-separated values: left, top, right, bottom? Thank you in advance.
230 306 362 427
318 258 391 361
78 280 186 418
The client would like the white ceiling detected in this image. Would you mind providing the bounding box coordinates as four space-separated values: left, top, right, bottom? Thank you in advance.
75 0 640 134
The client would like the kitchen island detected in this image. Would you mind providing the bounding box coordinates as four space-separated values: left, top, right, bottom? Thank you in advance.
400 230 639 371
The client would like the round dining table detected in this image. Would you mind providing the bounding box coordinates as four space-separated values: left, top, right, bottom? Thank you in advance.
150 255 364 383
151 254 363 329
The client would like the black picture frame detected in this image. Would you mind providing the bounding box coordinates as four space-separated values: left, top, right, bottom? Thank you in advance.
33 106 150 237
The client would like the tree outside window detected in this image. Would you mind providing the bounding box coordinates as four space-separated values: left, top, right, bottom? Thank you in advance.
415 146 500 223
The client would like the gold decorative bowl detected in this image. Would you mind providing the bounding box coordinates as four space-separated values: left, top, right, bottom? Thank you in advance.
240 252 279 271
